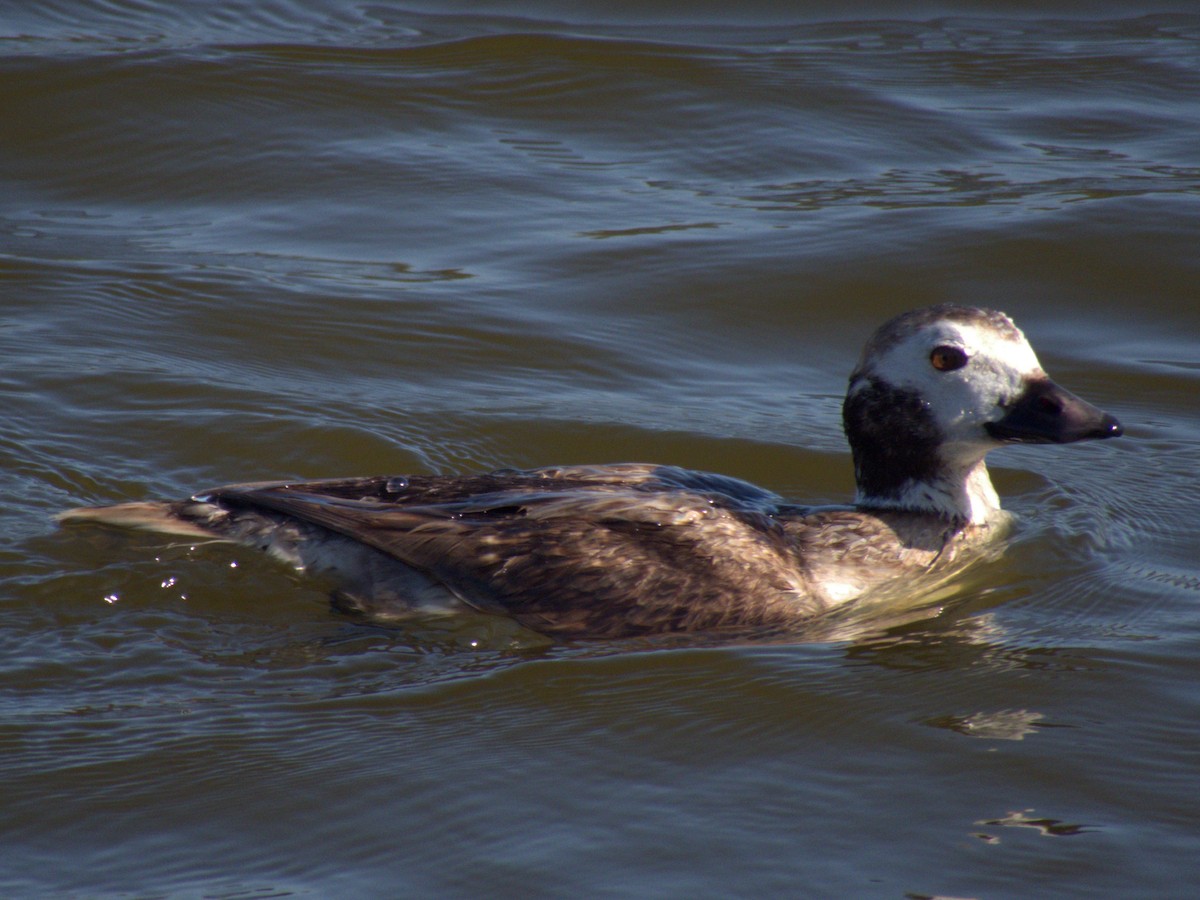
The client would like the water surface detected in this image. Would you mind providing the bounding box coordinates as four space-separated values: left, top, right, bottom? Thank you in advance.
2 2 1199 896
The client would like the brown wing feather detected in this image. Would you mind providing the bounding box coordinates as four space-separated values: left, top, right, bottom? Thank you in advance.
204 477 815 638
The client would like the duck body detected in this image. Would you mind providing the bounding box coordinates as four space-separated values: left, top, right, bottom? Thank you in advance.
59 306 1123 639
79 465 994 638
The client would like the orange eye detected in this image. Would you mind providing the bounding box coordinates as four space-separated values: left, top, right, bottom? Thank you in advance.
930 345 968 372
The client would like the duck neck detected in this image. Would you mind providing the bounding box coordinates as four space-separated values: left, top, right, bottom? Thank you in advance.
853 457 1000 526
843 375 1001 526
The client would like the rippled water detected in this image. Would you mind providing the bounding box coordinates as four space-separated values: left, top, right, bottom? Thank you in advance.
3 2 1199 896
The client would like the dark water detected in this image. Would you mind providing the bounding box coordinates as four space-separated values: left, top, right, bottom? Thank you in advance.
3 1 1200 896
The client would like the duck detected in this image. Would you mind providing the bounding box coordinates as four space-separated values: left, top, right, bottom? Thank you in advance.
58 305 1122 639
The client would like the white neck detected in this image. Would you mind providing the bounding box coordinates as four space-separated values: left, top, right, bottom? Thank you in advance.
856 458 1001 526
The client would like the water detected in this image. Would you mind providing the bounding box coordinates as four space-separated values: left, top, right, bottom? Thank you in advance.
3 2 1199 896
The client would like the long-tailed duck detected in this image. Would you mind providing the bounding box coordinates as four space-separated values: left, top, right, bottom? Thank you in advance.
59 305 1122 639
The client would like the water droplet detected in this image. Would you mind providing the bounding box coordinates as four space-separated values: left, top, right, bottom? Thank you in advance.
386 476 409 492
103 594 119 604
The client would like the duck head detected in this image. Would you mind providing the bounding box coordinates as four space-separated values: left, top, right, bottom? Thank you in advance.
842 304 1122 524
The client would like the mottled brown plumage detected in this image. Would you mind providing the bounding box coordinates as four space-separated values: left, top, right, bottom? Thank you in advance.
58 306 1122 640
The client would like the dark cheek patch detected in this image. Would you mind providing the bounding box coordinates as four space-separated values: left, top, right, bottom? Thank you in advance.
842 376 943 501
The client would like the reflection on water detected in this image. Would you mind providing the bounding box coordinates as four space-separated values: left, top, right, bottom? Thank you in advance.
925 708 1045 741
2 2 1199 897
976 809 1095 838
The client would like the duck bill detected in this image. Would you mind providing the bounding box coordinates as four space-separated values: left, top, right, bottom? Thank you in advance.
986 378 1123 444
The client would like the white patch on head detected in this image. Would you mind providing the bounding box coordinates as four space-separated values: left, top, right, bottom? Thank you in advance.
862 314 1045 462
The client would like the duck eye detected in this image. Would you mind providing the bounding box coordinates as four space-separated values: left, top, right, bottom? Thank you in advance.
930 345 968 372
